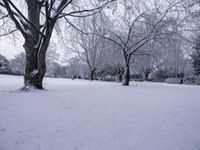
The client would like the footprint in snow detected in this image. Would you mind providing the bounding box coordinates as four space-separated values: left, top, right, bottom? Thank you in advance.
0 128 5 132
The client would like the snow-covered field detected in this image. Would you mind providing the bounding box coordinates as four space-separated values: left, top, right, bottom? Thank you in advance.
0 75 200 150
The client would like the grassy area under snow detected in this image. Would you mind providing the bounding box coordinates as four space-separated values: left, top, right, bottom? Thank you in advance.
0 75 200 150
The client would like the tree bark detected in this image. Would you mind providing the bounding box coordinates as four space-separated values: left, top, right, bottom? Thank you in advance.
118 74 122 82
144 73 149 81
90 70 95 81
122 65 130 86
22 23 55 90
22 43 48 90
118 68 123 82
23 44 44 90
20 0 43 90
117 64 123 82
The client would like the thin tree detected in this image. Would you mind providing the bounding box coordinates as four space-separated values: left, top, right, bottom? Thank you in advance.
69 13 108 81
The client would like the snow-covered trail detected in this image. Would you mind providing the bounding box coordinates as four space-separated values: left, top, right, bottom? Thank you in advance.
0 75 200 150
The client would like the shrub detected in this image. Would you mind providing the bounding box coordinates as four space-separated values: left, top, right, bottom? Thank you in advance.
165 78 182 84
183 76 200 85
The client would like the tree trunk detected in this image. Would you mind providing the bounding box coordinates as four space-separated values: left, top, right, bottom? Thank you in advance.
23 46 40 89
118 69 123 82
90 70 95 81
118 74 122 82
122 65 130 86
21 0 44 90
117 64 123 82
23 46 49 90
144 73 149 81
22 25 55 90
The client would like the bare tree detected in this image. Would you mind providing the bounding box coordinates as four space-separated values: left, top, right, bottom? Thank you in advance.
98 0 182 85
69 13 108 80
133 39 165 80
46 41 60 77
0 0 113 90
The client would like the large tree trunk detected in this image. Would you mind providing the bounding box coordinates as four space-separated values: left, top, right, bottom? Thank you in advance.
22 25 55 90
23 47 49 90
22 44 47 90
21 0 43 90
122 65 130 86
90 70 95 81
23 45 43 89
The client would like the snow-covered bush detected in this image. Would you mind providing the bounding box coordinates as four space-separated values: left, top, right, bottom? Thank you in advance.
183 76 200 85
165 78 182 84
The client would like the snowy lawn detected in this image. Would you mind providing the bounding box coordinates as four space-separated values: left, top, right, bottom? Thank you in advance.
0 75 200 150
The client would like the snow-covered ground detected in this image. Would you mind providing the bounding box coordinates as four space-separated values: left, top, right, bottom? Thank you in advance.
0 75 200 150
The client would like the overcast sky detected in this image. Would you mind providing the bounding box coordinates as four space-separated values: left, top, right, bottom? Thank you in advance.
0 38 24 59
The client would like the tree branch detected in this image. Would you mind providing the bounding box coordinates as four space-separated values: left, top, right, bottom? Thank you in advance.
0 28 18 37
58 0 114 18
7 0 45 37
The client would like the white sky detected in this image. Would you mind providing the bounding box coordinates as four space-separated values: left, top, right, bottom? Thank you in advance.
0 39 24 59
0 0 193 60
0 38 67 62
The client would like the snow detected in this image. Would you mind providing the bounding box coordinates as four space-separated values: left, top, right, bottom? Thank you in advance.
0 75 200 150
31 69 38 77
